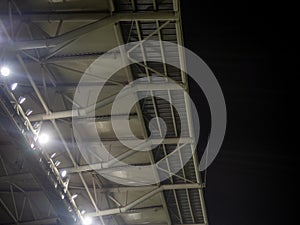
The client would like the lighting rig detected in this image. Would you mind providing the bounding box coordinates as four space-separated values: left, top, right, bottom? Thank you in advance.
0 65 92 225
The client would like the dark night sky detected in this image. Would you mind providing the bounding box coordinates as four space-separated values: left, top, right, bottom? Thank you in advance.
181 1 296 225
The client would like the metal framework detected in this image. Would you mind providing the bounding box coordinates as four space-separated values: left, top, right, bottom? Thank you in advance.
0 1 208 225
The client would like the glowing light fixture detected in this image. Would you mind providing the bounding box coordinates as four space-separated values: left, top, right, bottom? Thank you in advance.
61 170 67 178
54 161 61 167
71 194 78 199
11 83 18 90
82 216 92 225
0 66 10 76
25 109 33 116
18 96 26 104
38 133 49 144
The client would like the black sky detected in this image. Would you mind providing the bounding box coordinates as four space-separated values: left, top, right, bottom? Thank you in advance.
181 1 296 225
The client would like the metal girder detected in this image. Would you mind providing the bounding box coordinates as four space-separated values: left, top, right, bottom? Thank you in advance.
62 137 193 173
40 52 111 63
0 189 42 194
0 93 78 225
0 197 18 224
0 11 177 22
95 137 193 146
0 12 109 22
17 54 50 114
99 183 204 193
28 82 182 121
13 82 120 94
174 6 209 224
6 217 58 225
85 183 203 218
0 183 204 196
0 12 178 50
22 51 119 63
29 109 84 122
0 2 209 225
35 113 139 123
130 19 174 225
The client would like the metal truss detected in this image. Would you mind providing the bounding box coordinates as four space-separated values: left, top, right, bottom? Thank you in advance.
0 0 208 225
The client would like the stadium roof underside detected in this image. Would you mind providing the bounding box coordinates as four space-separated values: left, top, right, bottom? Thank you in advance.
0 1 208 225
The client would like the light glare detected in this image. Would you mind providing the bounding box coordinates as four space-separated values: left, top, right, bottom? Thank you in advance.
61 170 67 178
38 133 49 144
82 216 92 225
18 96 26 104
0 66 10 76
26 109 33 116
71 194 78 199
55 161 61 167
11 83 18 90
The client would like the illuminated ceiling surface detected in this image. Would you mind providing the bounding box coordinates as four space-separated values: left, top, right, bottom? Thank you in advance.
0 1 208 225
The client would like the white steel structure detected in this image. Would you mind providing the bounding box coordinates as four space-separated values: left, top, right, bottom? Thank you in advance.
0 1 208 225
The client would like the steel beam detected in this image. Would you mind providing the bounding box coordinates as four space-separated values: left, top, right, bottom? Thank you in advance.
0 197 18 224
29 109 83 121
0 12 108 22
99 183 204 193
0 11 177 22
85 183 202 217
40 52 111 63
95 137 192 146
5 217 58 225
0 182 204 195
28 82 182 121
17 54 50 114
0 12 178 50
174 3 209 223
0 54 79 224
30 113 139 123
63 137 192 173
